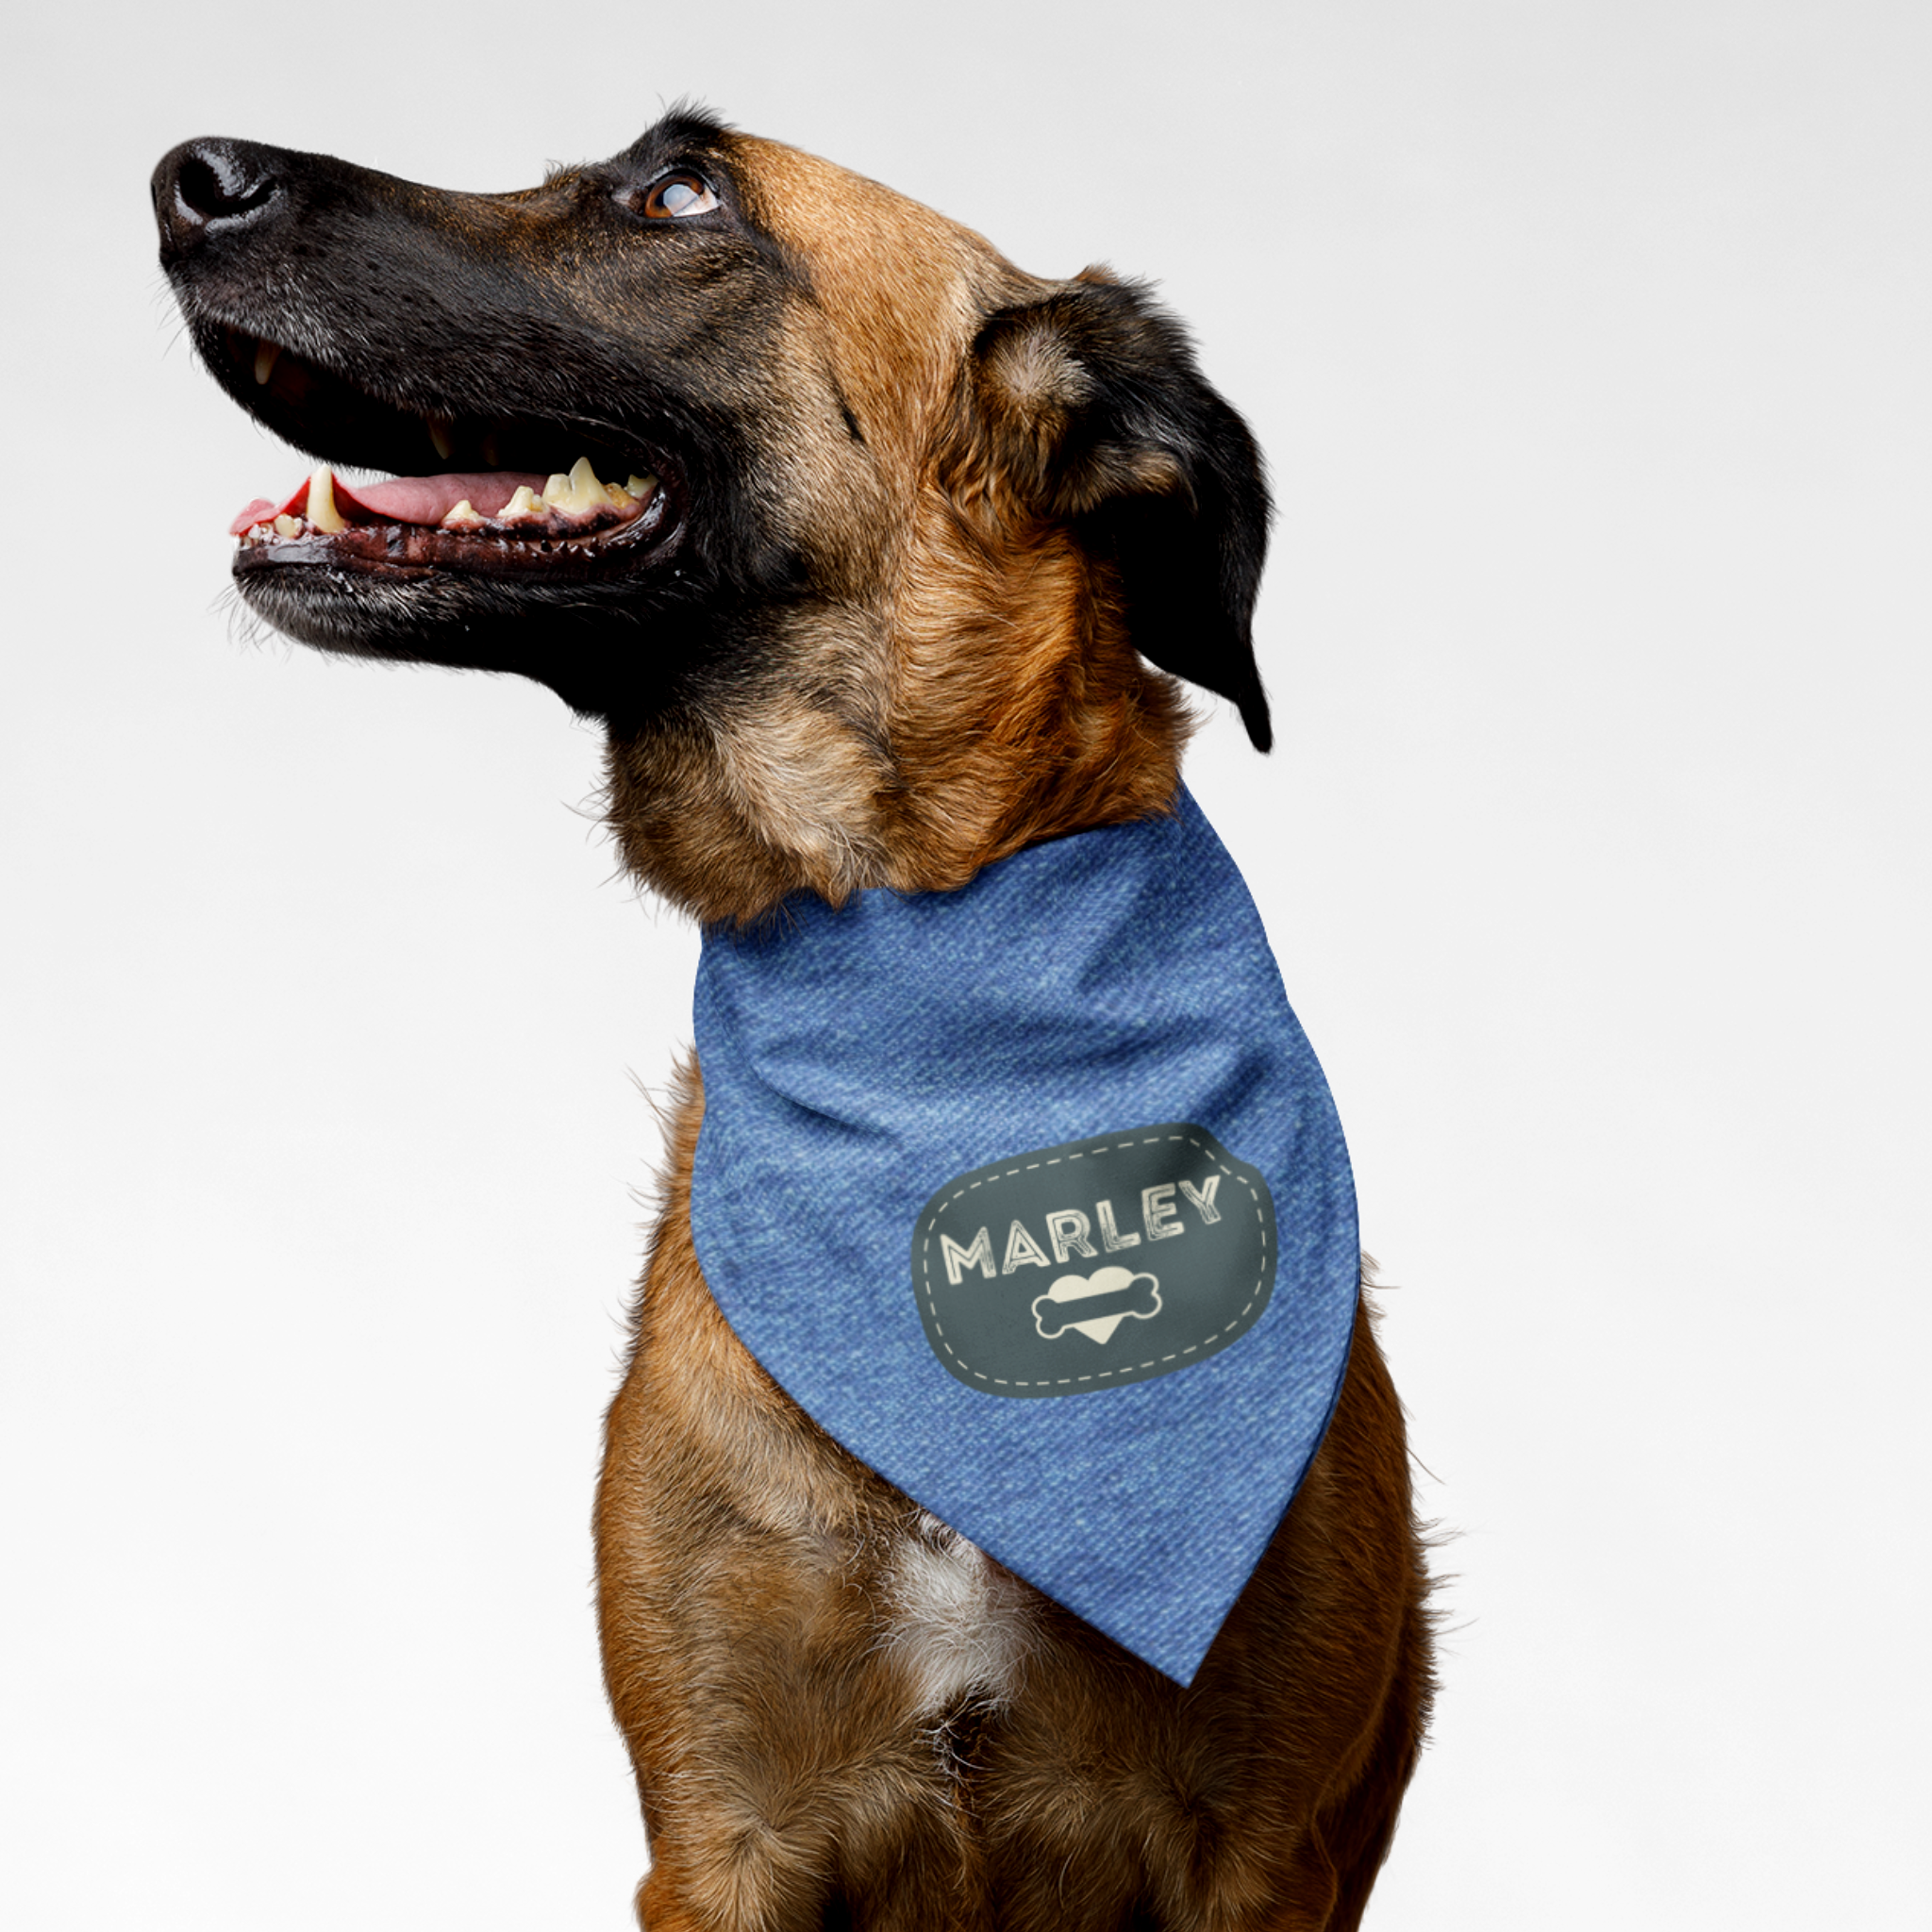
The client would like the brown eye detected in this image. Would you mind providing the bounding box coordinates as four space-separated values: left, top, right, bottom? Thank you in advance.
639 173 719 219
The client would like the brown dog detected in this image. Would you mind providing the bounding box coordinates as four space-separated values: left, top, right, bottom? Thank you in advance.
154 108 1432 1932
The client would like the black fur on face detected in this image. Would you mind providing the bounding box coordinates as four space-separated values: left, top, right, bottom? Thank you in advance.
154 110 820 722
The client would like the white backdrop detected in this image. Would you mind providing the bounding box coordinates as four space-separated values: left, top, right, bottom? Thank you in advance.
4 4 1926 1926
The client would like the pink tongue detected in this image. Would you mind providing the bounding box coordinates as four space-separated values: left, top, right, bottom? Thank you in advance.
229 469 546 536
348 471 545 524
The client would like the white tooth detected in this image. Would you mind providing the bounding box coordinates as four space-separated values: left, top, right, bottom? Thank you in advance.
566 456 603 509
307 467 346 534
441 499 482 527
274 514 302 538
542 472 573 507
254 341 280 386
427 417 455 461
503 485 542 520
625 473 658 501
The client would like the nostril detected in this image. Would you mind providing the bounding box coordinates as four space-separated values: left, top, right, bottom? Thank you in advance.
178 146 275 220
167 140 280 233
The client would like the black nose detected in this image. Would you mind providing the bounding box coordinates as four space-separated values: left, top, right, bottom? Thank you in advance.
152 138 285 258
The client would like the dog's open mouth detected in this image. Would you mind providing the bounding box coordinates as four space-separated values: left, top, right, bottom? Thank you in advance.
215 326 676 583
231 456 662 563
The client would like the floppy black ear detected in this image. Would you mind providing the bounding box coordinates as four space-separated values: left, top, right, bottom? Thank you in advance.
962 272 1274 751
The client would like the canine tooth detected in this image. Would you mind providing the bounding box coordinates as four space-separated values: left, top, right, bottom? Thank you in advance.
274 514 302 538
427 417 455 461
253 341 280 386
542 472 573 507
307 467 347 534
566 457 604 508
502 485 542 519
480 433 502 467
441 499 482 527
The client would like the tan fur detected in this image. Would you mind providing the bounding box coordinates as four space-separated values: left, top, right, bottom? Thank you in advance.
603 136 1191 925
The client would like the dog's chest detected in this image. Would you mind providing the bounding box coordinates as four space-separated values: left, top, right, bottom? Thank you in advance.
880 1515 1033 1715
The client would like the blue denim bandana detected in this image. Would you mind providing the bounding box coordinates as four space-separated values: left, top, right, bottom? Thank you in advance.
688 787 1357 1684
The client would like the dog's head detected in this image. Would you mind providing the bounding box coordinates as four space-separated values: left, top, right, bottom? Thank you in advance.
155 108 1271 920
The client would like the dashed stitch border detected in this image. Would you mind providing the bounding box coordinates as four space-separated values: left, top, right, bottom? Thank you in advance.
914 1127 1274 1391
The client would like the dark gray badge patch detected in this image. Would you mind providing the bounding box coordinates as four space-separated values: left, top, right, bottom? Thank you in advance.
912 1124 1277 1398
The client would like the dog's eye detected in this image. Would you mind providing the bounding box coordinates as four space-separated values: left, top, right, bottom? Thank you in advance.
632 174 720 220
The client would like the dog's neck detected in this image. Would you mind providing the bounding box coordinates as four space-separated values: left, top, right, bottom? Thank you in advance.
602 525 1192 925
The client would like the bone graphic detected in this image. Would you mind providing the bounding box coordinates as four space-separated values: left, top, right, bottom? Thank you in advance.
1032 1266 1163 1344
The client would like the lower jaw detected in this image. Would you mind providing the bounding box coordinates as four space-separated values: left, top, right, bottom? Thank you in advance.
229 545 639 688
233 559 718 730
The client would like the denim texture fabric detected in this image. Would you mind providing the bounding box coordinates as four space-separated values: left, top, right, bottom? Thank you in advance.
688 787 1358 1685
